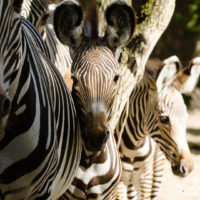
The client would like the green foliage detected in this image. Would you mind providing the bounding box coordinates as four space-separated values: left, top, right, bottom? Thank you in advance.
133 0 156 24
187 0 200 32
173 12 188 24
172 0 200 38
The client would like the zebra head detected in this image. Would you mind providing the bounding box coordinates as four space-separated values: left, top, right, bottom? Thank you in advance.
147 56 194 177
54 0 135 151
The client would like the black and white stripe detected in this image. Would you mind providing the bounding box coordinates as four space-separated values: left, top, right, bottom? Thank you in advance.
114 57 193 200
53 1 136 199
0 1 81 199
21 0 72 80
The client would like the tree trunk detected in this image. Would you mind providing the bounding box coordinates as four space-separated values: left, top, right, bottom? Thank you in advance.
98 0 176 130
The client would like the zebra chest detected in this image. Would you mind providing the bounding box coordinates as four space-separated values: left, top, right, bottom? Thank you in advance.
65 140 121 199
120 137 156 171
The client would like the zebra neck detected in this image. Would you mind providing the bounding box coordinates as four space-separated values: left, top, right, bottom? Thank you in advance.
81 143 107 168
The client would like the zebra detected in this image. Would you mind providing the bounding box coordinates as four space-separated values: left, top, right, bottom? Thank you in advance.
21 0 73 90
52 0 136 199
180 57 200 94
21 0 49 34
180 57 200 109
114 56 194 200
0 0 82 199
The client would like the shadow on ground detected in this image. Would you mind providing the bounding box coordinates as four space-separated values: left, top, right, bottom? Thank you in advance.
188 142 200 154
187 128 200 154
187 128 200 135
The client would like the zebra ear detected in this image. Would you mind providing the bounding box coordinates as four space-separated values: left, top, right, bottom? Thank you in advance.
53 0 83 50
104 1 136 56
156 56 181 92
180 57 200 94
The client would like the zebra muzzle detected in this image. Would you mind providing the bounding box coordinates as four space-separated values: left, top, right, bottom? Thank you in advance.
171 150 193 177
82 128 110 152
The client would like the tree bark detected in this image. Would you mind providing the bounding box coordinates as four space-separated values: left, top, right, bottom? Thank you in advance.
98 0 176 131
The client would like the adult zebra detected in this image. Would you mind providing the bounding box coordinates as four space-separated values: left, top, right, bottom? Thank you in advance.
21 0 49 34
53 0 136 199
21 0 73 89
114 56 194 200
0 0 82 199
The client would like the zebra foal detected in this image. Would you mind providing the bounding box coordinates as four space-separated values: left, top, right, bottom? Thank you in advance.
0 0 82 199
52 0 136 199
114 56 194 200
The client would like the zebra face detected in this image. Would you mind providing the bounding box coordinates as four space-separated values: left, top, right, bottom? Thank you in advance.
71 42 119 151
0 58 11 140
54 0 136 151
148 56 194 177
157 86 193 177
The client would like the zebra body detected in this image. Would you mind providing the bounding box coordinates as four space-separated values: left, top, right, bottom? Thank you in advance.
114 56 194 200
116 137 165 200
53 0 136 199
0 1 81 199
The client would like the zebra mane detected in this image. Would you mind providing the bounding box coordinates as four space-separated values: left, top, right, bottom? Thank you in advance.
81 0 99 40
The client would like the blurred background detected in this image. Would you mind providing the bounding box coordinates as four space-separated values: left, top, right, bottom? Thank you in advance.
151 0 200 109
151 0 200 65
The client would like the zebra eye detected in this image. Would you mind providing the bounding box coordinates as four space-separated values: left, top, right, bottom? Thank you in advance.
71 76 78 87
114 75 119 83
159 115 170 124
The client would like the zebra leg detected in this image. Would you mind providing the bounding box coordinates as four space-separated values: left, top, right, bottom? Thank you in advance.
110 181 128 200
121 169 138 200
127 183 138 200
111 181 138 200
113 162 138 200
140 167 153 200
150 145 166 199
139 147 155 200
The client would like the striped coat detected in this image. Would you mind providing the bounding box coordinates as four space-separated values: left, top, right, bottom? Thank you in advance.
0 1 81 199
114 56 194 199
53 0 136 199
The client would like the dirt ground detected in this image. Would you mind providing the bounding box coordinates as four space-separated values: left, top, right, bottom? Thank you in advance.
158 110 200 200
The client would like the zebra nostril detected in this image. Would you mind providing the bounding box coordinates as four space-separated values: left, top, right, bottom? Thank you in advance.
98 129 110 144
180 165 187 174
172 162 188 177
105 129 110 137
